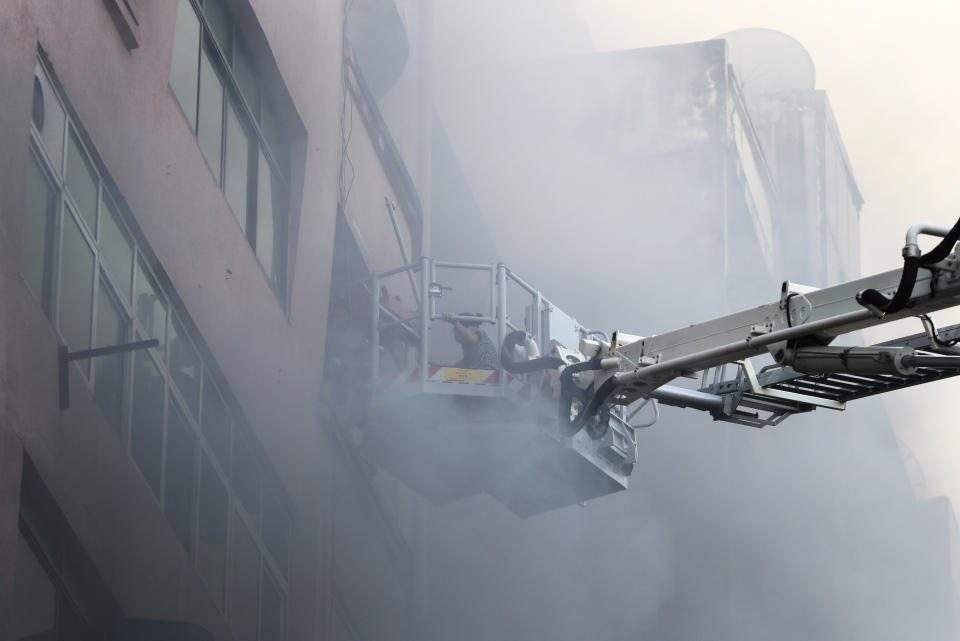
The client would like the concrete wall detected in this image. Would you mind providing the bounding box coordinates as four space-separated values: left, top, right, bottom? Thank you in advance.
0 0 419 639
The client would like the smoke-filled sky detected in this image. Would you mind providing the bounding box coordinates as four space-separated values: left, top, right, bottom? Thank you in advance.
577 0 960 516
395 2 960 637
429 0 960 509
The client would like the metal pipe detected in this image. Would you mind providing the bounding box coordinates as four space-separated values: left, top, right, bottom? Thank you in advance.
420 257 430 390
371 274 380 390
368 262 420 280
377 314 419 332
504 268 538 296
497 263 508 392
901 354 960 369
617 308 873 387
490 266 497 319
627 398 660 428
648 385 724 411
534 291 543 348
434 314 497 324
432 260 494 270
384 197 420 307
904 223 953 258
918 314 960 355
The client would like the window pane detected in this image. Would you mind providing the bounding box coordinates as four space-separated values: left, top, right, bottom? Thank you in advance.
231 435 260 517
131 349 164 498
255 150 282 285
170 0 201 130
169 315 201 415
11 534 56 641
234 44 260 117
135 259 167 350
59 212 95 353
202 381 231 471
261 101 288 177
164 403 196 552
94 281 127 437
203 0 233 59
224 101 251 232
198 49 224 183
262 492 288 578
100 194 133 300
21 154 56 306
34 63 65 173
260 567 285 641
65 130 98 232
198 454 228 609
230 512 260 641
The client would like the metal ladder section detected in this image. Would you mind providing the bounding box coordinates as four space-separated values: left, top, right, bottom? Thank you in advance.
698 323 960 427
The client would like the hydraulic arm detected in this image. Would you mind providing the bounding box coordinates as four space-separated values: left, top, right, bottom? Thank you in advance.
501 217 960 437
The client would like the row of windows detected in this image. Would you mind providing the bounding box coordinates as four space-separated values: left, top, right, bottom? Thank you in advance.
24 56 289 641
170 0 289 297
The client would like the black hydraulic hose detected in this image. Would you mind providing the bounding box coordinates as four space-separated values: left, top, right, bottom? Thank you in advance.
576 376 620 431
497 331 612 434
856 257 922 314
499 330 564 374
857 215 960 314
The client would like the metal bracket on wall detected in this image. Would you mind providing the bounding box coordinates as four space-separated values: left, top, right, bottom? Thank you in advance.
58 339 158 410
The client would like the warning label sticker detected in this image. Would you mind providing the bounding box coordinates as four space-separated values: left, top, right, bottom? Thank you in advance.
443 368 484 382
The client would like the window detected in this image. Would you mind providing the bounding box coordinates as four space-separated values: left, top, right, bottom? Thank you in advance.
11 534 57 641
14 459 121 640
100 193 134 299
232 434 260 517
198 48 225 181
169 314 201 415
57 211 95 355
65 129 99 232
224 99 251 230
28 56 290 639
135 257 167 350
230 511 260 641
202 380 231 469
21 153 56 307
165 404 197 550
32 61 65 172
131 349 165 498
94 280 128 437
169 0 292 298
198 454 228 608
170 0 200 131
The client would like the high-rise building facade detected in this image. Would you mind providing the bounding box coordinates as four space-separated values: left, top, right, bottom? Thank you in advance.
1 1 422 639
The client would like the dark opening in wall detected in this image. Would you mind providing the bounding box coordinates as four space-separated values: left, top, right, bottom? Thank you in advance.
12 458 122 640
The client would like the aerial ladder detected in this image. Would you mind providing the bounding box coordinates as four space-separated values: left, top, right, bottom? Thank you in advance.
360 219 960 515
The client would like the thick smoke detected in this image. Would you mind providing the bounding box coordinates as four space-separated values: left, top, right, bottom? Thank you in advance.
348 2 958 640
